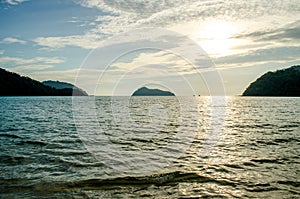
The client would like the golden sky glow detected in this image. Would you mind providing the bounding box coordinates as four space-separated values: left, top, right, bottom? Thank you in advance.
197 21 237 56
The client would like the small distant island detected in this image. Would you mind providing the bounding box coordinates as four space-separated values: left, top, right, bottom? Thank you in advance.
243 65 300 96
0 68 87 96
132 87 175 96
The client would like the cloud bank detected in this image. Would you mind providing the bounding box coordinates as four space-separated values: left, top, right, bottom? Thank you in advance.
0 37 27 44
33 0 300 52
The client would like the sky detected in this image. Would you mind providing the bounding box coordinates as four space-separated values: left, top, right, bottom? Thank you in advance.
0 0 299 95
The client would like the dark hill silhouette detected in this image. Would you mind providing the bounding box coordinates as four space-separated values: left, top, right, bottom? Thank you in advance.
0 68 87 96
243 65 300 96
132 87 175 96
42 80 88 96
43 80 75 89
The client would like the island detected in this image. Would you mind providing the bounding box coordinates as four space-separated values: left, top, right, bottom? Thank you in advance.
243 65 300 96
132 87 175 96
42 80 88 96
0 68 88 96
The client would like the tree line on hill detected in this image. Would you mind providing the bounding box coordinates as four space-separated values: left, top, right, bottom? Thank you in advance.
0 68 87 96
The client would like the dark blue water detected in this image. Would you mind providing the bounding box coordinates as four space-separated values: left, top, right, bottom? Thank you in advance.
0 97 299 198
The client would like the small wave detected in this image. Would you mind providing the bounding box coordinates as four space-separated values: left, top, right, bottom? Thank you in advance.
1 171 238 194
55 157 106 168
242 162 258 167
55 138 82 144
0 133 22 139
273 138 300 143
43 149 89 156
278 129 294 132
69 171 237 189
254 123 277 128
224 164 244 169
246 183 279 192
256 137 299 146
71 162 106 168
19 140 47 146
130 138 154 143
232 123 277 129
279 124 299 128
277 180 300 187
256 140 279 146
0 154 33 165
250 158 284 164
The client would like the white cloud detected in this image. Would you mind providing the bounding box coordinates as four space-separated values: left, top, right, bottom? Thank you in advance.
110 51 196 77
0 37 27 44
78 0 299 29
0 50 4 55
33 33 104 49
216 46 300 65
1 56 67 84
29 69 80 82
4 0 27 5
0 56 65 65
91 47 213 87
10 64 54 72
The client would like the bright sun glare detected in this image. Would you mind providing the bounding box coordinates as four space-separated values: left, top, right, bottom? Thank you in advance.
197 20 237 56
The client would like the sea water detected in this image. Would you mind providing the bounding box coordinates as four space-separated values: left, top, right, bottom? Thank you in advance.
0 96 299 198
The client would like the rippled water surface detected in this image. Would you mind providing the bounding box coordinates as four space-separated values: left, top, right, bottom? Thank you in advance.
0 96 299 198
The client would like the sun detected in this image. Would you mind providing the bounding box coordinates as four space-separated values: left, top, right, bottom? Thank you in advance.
199 20 235 40
197 20 237 56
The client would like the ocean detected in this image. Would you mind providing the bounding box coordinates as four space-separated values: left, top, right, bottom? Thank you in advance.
0 96 299 198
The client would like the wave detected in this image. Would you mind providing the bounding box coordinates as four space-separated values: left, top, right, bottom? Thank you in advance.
71 171 214 187
19 140 47 146
245 181 299 194
255 137 299 146
0 133 22 139
1 171 236 194
279 124 299 128
250 158 289 164
0 154 34 165
273 137 300 143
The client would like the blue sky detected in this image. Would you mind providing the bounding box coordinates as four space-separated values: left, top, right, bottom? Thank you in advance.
0 0 299 95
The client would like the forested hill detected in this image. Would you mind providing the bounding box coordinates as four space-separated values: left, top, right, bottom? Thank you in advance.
42 80 88 96
0 68 87 96
243 65 300 96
